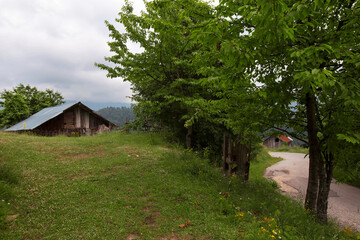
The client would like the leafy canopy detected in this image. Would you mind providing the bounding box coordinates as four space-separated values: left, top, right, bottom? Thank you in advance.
96 0 225 148
204 0 360 221
0 84 64 128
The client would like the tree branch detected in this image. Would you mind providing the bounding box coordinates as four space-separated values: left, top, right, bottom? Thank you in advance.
271 126 309 145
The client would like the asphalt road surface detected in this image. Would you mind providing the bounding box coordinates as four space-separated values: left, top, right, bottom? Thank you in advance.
264 152 360 232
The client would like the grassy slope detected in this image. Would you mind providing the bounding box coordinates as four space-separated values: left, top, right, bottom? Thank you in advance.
0 132 357 239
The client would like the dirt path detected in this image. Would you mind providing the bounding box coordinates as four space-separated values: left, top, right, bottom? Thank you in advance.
264 152 360 232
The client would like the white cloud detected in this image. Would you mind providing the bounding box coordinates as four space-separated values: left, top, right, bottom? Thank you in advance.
0 0 145 103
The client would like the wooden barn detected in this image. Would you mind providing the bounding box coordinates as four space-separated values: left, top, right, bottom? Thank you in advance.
5 102 117 136
263 134 294 148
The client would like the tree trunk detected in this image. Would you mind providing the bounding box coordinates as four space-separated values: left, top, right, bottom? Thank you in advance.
244 144 251 182
222 132 229 173
304 92 321 213
186 126 193 149
222 133 251 182
236 136 248 182
222 133 233 175
227 134 234 175
144 116 149 131
316 152 334 223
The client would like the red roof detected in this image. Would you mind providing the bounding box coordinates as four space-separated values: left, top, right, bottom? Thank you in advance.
279 135 292 143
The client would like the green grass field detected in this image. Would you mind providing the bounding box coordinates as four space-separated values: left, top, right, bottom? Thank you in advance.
0 132 358 239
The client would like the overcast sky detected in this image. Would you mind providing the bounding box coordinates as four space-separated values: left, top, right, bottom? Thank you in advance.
0 0 146 103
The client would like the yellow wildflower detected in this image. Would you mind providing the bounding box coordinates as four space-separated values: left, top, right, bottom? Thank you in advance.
236 212 244 218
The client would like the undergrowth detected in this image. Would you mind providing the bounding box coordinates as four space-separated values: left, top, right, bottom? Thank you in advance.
333 167 360 188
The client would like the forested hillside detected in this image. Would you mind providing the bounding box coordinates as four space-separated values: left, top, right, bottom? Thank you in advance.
97 106 135 126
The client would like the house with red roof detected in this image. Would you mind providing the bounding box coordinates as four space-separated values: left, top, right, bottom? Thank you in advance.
263 134 294 148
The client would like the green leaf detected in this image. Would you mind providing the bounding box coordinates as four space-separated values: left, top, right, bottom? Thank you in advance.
337 134 360 144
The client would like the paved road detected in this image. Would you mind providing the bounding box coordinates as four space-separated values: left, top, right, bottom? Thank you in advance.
264 152 360 232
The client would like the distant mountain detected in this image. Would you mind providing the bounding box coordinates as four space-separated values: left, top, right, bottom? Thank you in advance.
65 100 133 111
96 106 136 126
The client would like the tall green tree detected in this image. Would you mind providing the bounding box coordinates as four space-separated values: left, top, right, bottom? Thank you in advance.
0 84 64 128
96 0 221 149
98 0 266 180
201 0 360 223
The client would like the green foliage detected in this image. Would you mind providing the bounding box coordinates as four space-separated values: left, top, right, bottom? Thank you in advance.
0 84 64 128
203 0 360 147
96 0 233 154
333 146 360 188
97 106 135 126
200 0 360 220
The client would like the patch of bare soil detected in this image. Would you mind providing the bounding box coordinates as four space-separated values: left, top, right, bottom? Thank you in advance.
101 164 129 176
158 146 171 151
142 192 150 199
4 214 19 222
146 200 156 206
116 146 140 157
126 234 140 240
144 211 161 226
73 153 91 159
141 193 161 226
76 150 106 159
142 207 151 213
57 149 107 160
159 233 211 240
172 197 185 202
159 233 181 240
63 172 89 180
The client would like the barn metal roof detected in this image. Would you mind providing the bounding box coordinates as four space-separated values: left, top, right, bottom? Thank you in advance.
5 102 78 131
